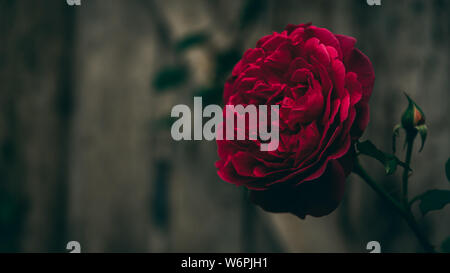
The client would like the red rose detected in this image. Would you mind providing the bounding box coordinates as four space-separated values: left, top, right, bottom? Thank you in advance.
216 23 375 218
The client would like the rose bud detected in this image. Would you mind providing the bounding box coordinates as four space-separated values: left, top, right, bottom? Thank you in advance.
401 93 426 130
399 93 427 151
216 23 375 219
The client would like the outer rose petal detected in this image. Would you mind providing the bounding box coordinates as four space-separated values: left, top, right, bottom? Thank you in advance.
345 49 375 102
305 26 342 57
352 101 370 137
249 159 347 218
335 34 356 59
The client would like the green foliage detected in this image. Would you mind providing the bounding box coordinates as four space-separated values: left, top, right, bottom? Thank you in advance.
240 0 268 29
194 86 223 106
175 33 209 52
442 237 450 253
153 65 188 91
215 48 242 80
414 190 450 216
0 190 27 252
409 160 450 219
357 140 409 175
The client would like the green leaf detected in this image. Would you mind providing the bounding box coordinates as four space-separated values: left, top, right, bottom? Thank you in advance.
442 237 450 253
175 33 209 52
357 140 409 175
445 158 450 182
416 190 450 216
415 124 427 152
153 65 188 91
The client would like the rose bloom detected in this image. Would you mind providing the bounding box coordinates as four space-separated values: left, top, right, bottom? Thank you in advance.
216 23 375 218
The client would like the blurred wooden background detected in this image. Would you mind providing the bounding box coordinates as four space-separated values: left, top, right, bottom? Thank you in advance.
0 0 449 252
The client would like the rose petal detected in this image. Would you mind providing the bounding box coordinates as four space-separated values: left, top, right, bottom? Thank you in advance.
345 49 375 102
249 159 346 219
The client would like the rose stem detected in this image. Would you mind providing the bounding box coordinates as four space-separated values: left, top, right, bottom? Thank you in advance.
353 160 435 253
402 139 414 208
